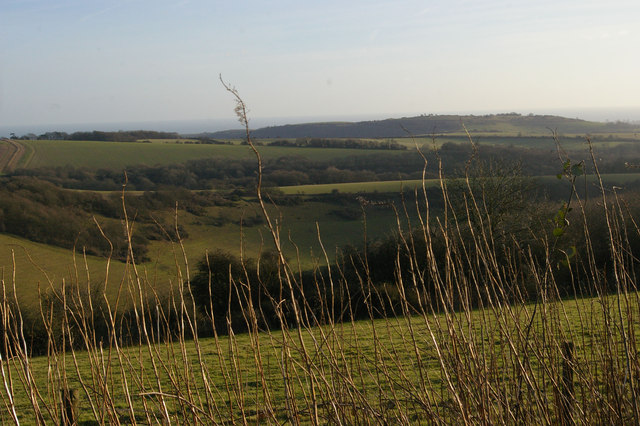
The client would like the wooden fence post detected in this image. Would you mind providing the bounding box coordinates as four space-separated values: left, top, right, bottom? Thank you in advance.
60 387 78 425
559 341 575 425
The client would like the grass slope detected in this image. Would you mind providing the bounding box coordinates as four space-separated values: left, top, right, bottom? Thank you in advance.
0 234 135 307
4 291 637 424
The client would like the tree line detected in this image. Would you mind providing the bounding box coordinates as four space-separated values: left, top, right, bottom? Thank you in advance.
269 138 407 150
10 130 180 141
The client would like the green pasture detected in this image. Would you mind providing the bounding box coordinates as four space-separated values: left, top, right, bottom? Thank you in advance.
12 135 640 173
278 179 439 195
4 288 637 424
146 199 403 270
0 234 131 307
278 173 640 195
16 140 408 170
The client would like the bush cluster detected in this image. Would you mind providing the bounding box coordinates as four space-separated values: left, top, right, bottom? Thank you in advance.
0 177 229 260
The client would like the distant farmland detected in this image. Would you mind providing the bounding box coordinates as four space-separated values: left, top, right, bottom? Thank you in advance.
278 179 438 194
11 139 409 170
279 174 640 195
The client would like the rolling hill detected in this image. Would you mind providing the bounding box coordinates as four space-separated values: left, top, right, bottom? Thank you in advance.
205 113 640 139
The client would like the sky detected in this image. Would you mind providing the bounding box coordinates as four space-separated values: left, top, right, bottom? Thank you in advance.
2 0 640 132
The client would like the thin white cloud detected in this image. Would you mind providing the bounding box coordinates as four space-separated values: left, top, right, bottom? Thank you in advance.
78 5 119 22
77 0 134 22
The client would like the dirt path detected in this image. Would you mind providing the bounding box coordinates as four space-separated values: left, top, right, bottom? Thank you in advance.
0 139 27 173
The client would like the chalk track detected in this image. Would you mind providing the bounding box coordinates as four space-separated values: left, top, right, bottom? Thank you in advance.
0 139 27 173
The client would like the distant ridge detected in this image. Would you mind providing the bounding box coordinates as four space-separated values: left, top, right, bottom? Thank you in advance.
205 113 640 139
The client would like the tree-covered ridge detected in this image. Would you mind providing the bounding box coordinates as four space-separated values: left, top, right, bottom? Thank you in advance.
207 113 640 139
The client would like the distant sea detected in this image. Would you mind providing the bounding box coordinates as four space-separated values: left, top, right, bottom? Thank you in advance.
3 107 640 138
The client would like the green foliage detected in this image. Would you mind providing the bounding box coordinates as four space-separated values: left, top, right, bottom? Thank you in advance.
0 177 132 259
448 159 538 242
552 203 571 237
189 250 285 335
556 158 585 180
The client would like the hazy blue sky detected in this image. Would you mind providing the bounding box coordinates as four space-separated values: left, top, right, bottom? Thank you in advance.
2 0 640 129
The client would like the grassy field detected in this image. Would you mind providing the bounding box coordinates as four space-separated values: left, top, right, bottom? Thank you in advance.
148 199 403 271
278 179 438 194
5 135 638 174
0 233 176 311
3 287 638 424
278 173 640 195
0 234 127 306
13 140 408 170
